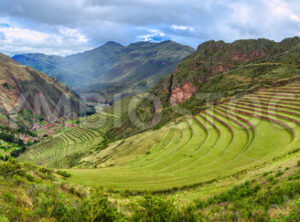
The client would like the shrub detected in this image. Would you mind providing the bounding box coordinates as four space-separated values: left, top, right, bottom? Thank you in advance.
131 195 200 222
78 190 122 222
57 170 71 178
3 191 16 203
0 159 25 178
25 173 35 182
131 195 178 222
267 176 278 184
262 171 271 177
39 167 53 174
0 215 9 222
275 170 283 177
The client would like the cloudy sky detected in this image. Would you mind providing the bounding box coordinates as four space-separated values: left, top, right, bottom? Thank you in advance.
0 0 300 56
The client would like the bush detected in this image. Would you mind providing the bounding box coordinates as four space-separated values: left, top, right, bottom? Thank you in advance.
0 159 25 178
25 173 35 182
262 171 271 177
78 190 122 222
131 195 178 222
57 170 71 178
275 170 283 177
0 215 9 222
131 195 199 222
39 167 53 174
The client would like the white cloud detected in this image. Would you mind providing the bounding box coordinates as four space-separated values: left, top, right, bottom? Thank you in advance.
0 0 300 54
171 25 194 31
0 22 89 55
138 29 166 42
0 27 61 44
59 27 88 43
265 0 300 22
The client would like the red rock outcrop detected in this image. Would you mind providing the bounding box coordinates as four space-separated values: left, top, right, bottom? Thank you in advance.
170 82 195 106
232 50 266 62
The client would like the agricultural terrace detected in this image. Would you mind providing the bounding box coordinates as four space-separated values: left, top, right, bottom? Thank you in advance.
67 81 300 192
18 99 129 168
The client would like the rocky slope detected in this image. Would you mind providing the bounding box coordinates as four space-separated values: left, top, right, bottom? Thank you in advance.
163 37 300 106
0 53 86 127
13 41 194 101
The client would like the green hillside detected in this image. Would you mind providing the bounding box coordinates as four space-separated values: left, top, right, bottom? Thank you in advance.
107 37 300 140
13 81 300 221
19 79 300 190
18 98 130 168
19 38 300 170
66 81 300 191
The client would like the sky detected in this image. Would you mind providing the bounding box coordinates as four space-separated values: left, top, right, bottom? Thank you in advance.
0 0 300 56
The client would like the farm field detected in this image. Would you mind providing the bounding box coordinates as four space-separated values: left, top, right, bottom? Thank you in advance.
18 81 300 193
18 99 130 168
18 112 115 168
67 81 300 192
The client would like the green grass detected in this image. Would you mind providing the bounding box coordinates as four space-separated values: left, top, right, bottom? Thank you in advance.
0 141 19 155
18 81 300 195
64 81 300 192
2 156 300 221
13 80 300 221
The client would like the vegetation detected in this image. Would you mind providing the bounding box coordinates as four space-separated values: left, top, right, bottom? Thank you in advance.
1 159 299 221
0 159 123 221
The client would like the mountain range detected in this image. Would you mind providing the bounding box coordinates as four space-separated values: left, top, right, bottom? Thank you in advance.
13 41 194 102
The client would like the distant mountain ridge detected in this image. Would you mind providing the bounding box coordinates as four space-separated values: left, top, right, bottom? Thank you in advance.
13 40 194 101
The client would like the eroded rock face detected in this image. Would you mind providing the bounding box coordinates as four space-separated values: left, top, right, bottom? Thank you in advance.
170 82 195 106
232 50 266 62
164 37 300 107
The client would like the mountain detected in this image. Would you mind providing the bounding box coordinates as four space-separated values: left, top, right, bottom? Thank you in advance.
162 37 300 106
13 41 194 101
0 53 86 127
147 37 300 109
105 37 300 139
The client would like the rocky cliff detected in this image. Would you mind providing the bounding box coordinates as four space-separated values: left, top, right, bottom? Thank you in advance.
164 37 300 106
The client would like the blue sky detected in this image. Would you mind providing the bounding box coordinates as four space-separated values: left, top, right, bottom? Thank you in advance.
0 0 300 56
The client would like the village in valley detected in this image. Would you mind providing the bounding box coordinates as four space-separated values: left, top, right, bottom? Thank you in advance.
0 119 80 160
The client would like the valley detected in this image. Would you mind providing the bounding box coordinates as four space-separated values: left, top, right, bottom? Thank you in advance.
21 81 300 193
1 37 300 221
2 0 300 220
